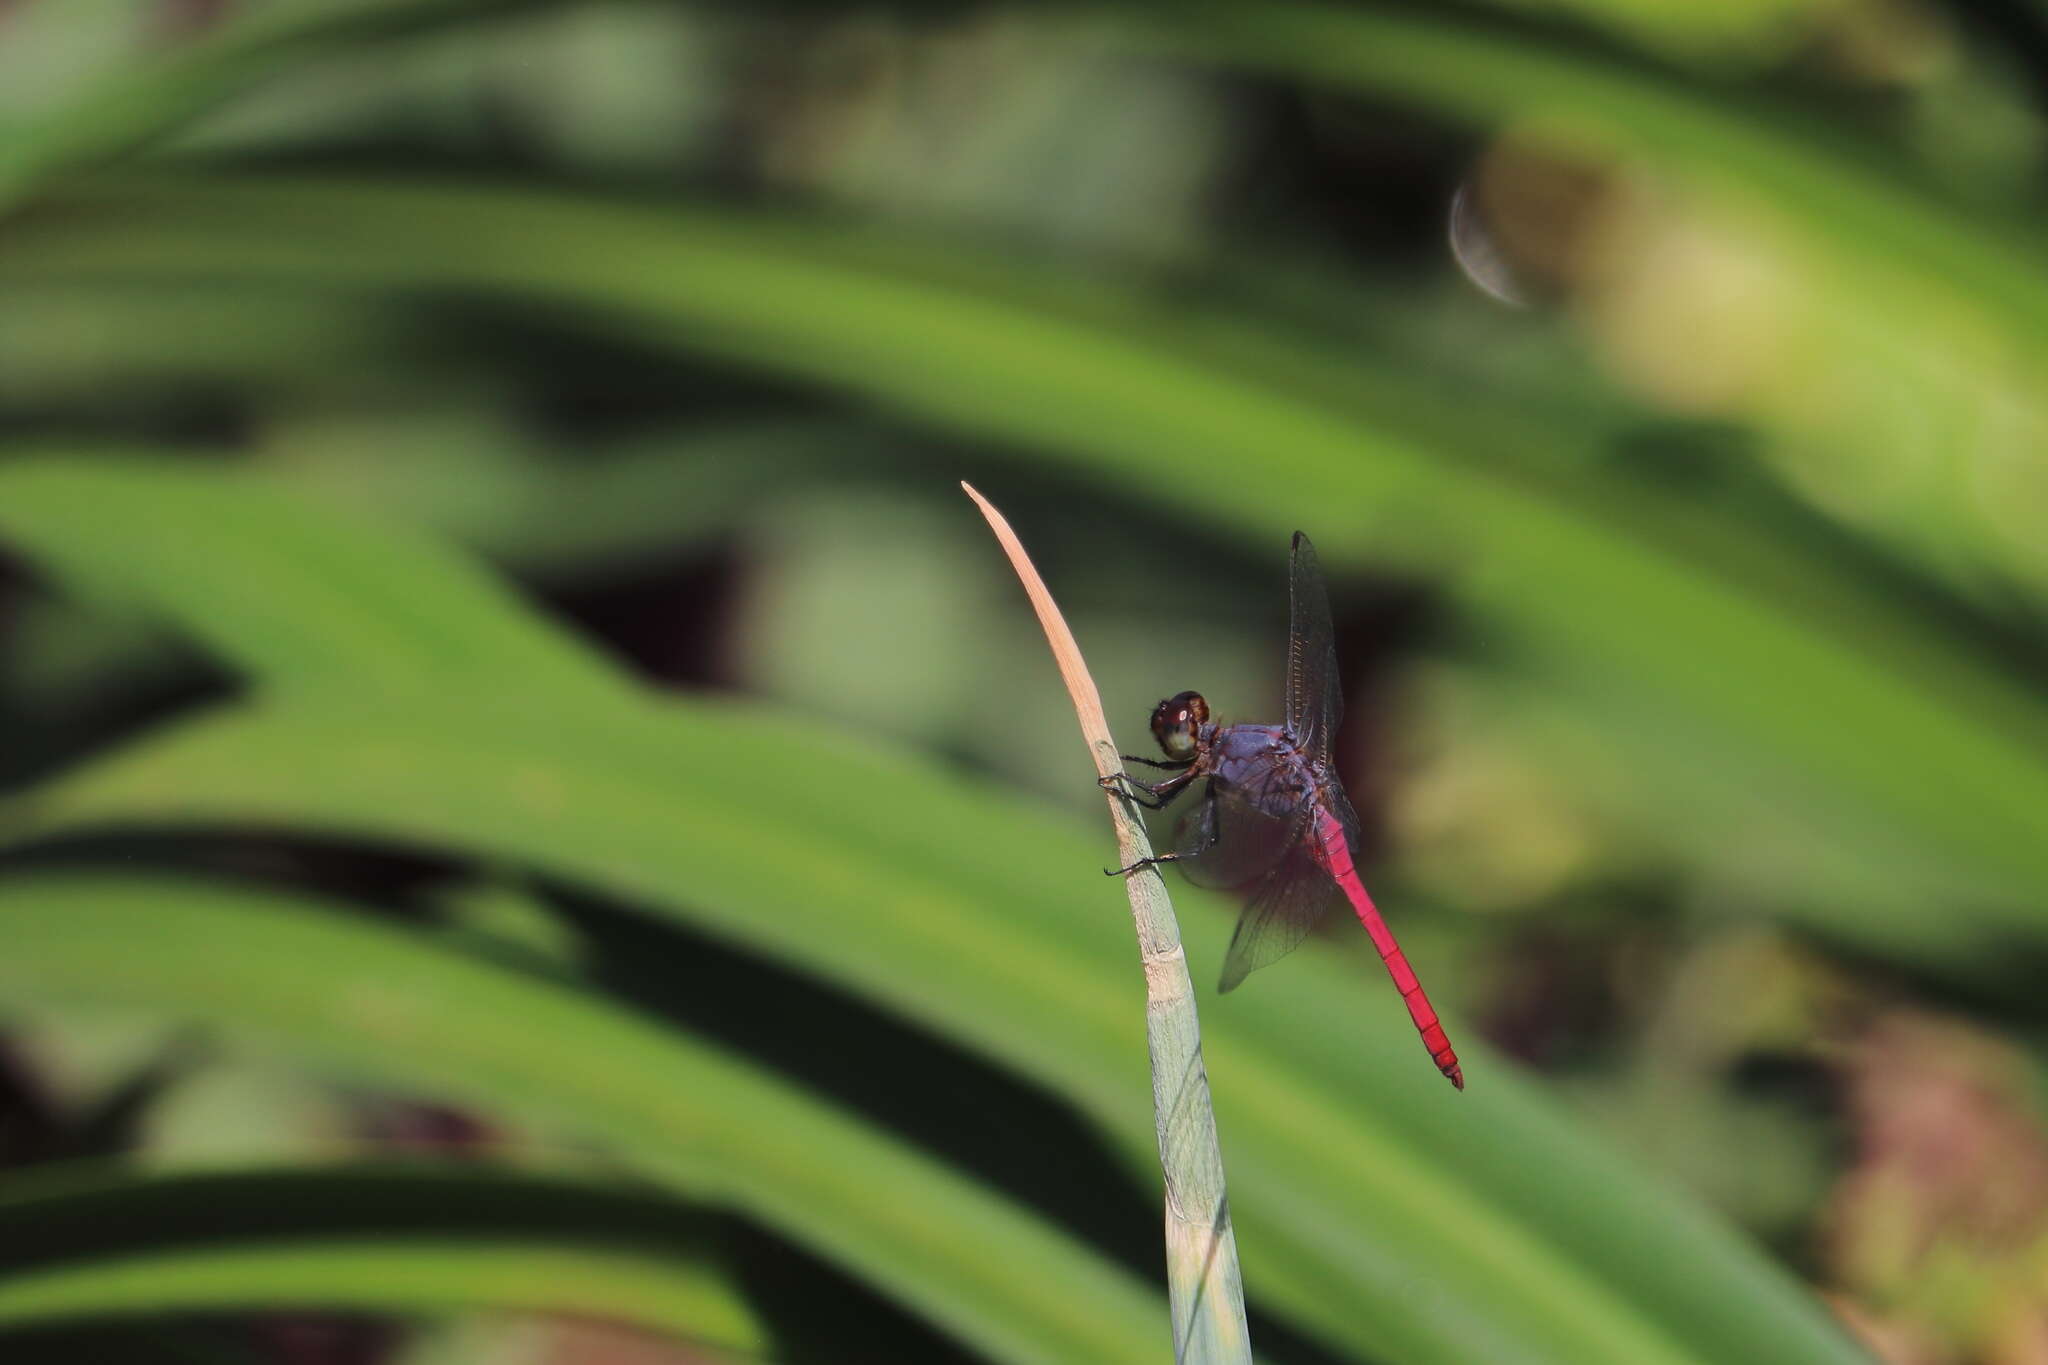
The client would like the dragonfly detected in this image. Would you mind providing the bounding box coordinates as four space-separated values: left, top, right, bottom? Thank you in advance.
1102 532 1463 1090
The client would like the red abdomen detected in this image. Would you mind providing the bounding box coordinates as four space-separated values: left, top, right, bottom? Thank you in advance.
1311 809 1463 1090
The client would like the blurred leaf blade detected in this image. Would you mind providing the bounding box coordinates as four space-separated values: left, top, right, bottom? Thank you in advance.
0 1 2032 1361
0 876 1168 1365
0 1242 746 1346
3 174 2046 943
0 0 527 209
9 0 2047 345
3 697 1867 1365
0 456 630 700
0 1164 760 1351
0 462 1869 1365
1160 0 2048 333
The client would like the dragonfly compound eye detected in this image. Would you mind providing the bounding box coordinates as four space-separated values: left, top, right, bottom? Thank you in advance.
1150 691 1208 759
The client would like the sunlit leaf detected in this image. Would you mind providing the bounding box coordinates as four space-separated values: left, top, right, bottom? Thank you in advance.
0 456 628 700
4 175 2045 952
0 876 1166 1365
0 462 1867 1365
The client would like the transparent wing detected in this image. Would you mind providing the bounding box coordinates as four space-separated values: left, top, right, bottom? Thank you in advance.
1171 769 1298 892
1284 532 1342 766
1216 825 1344 992
1317 774 1369 876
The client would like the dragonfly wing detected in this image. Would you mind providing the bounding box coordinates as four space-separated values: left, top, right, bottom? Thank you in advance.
1172 775 1296 891
1319 775 1368 866
1216 825 1343 992
1284 532 1343 766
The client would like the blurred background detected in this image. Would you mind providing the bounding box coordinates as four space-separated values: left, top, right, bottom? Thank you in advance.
1 1 2046 1363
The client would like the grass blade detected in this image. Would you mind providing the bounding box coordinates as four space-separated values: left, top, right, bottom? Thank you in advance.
0 1164 758 1352
1154 1 2048 345
966 483 1250 1364
0 0 526 211
0 457 628 700
0 462 1870 1365
0 876 1166 1365
1 181 2043 959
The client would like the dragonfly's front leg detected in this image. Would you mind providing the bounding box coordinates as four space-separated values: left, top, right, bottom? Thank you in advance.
1097 774 1169 810
1097 763 1194 811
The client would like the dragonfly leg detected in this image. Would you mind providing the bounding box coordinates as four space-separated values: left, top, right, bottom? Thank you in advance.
1105 851 1191 877
1098 773 1170 809
1097 753 1193 806
1099 766 1197 811
1105 789 1221 878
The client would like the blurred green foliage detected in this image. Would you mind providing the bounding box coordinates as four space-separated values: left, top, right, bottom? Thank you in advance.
2 1 2047 1362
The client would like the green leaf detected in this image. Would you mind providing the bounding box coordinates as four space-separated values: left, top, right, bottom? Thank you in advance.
0 0 528 210
0 463 1868 1365
0 456 629 701
4 167 2046 950
9 0 2045 353
0 1165 759 1351
0 876 1167 1365
1 696 1868 1365
1155 1 2048 344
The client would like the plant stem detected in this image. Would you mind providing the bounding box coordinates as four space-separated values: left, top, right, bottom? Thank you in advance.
964 483 1251 1364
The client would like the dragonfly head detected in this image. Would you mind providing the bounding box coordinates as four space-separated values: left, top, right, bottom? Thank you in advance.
1149 691 1210 761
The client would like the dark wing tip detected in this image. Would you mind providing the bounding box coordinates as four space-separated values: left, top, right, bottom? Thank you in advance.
1291 530 1310 551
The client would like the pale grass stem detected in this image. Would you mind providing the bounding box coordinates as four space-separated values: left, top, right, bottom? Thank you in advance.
963 483 1252 1364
